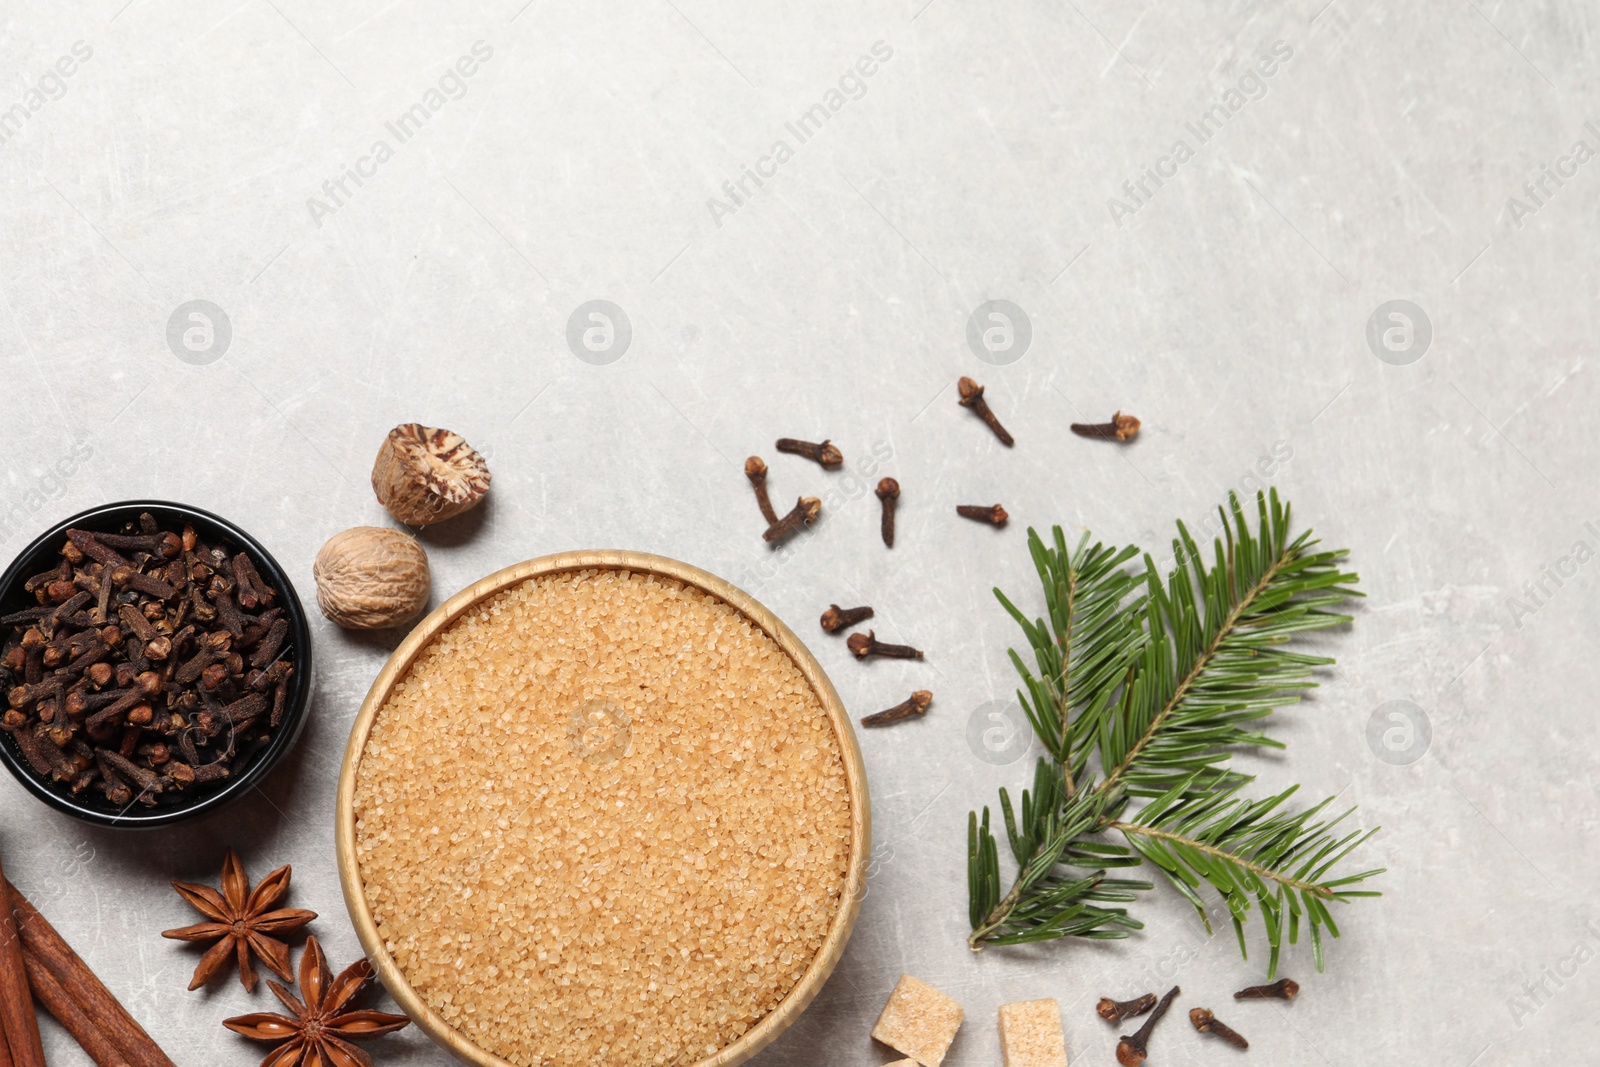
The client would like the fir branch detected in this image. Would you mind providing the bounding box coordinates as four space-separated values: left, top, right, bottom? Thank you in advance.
967 760 1149 949
1111 779 1385 977
1097 491 1361 800
964 490 1381 974
968 532 1148 949
993 530 1144 780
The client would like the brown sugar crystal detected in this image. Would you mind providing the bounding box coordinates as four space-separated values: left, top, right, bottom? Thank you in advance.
353 569 853 1067
872 974 965 1067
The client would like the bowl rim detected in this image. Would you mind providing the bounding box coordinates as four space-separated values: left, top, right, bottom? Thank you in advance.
335 550 871 1067
0 500 314 829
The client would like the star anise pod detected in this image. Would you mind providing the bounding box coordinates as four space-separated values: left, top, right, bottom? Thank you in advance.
224 936 410 1067
162 848 317 992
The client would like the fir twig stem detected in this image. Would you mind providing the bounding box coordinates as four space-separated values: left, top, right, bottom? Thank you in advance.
1108 822 1335 900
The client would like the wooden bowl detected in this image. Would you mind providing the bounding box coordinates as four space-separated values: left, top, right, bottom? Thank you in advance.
335 551 870 1067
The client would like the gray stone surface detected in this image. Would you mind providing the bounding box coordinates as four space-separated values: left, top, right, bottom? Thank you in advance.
1 1 1596 1064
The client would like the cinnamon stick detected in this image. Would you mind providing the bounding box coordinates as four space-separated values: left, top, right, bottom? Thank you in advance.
0 857 43 1067
0 1002 13 1067
19 952 130 1067
4 880 174 1067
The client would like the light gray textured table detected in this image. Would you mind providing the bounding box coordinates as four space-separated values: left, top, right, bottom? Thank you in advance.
2 2 1596 1064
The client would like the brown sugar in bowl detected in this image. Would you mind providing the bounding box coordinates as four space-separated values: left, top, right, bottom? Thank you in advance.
335 551 870 1067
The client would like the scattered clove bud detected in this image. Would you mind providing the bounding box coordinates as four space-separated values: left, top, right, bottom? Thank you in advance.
1234 978 1298 1001
956 504 1009 527
821 605 874 633
1070 411 1141 442
1117 985 1179 1067
763 497 822 545
1189 1008 1248 1049
958 377 1014 447
776 438 843 470
745 456 779 525
846 631 924 661
1097 994 1157 1024
876 478 900 548
861 690 932 727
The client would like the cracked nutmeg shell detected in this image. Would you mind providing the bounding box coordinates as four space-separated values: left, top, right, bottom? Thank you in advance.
313 527 430 630
371 423 492 526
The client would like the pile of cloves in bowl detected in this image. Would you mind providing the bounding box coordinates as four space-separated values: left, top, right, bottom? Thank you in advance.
0 515 295 808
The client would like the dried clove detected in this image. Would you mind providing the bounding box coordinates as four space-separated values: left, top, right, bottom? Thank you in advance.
231 552 274 611
97 748 162 800
763 497 822 545
958 377 1014 447
92 530 182 558
846 631 924 661
860 690 932 727
1070 411 1141 442
776 438 843 470
876 478 900 548
1233 978 1299 1001
1189 1008 1248 1049
1097 994 1157 1024
247 619 289 670
956 504 1009 527
1117 985 1179 1067
745 456 779 526
820 605 874 634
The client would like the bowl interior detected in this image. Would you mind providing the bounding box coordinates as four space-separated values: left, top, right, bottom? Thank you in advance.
336 551 870 1067
0 501 313 828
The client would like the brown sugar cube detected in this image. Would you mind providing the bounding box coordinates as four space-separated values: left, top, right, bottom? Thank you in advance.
883 1061 920 1067
998 998 1068 1067
872 974 964 1067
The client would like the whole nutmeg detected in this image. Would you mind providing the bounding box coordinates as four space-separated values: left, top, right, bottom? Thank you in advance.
313 527 430 630
371 423 491 526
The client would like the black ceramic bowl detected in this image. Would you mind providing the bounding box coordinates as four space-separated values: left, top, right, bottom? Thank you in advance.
0 502 312 828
